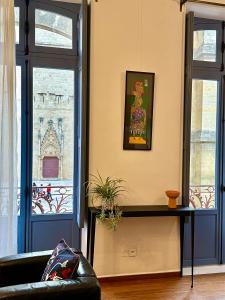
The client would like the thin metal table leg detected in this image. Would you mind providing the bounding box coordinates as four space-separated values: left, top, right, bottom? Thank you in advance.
191 212 195 288
180 216 184 276
87 209 91 260
90 213 96 267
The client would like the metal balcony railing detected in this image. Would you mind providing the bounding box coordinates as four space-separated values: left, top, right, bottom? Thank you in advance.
17 185 73 215
189 185 215 209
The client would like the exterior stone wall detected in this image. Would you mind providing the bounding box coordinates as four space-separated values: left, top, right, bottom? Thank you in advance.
190 79 217 187
32 67 74 181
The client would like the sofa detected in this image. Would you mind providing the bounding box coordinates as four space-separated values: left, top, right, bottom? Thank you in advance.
0 250 101 300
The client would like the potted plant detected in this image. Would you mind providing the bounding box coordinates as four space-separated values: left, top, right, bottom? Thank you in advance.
87 173 125 230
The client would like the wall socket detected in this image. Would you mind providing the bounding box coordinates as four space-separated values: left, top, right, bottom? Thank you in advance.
128 248 137 257
121 248 137 257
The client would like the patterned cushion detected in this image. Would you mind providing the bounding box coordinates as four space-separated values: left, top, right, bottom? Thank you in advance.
41 239 80 281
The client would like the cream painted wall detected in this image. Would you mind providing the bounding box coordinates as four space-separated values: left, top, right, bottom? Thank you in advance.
59 0 185 277
89 0 185 276
54 0 186 276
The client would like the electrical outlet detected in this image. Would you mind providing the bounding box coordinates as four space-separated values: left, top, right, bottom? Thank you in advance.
128 248 137 257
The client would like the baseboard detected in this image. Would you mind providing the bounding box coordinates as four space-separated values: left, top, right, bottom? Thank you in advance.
98 271 180 283
183 265 225 276
97 266 225 283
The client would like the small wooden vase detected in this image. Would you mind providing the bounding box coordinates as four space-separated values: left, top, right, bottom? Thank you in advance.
166 190 180 209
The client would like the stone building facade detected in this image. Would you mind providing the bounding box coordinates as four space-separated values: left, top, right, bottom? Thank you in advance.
32 67 74 182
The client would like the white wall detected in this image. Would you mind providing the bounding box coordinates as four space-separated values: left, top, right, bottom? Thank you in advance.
89 0 186 276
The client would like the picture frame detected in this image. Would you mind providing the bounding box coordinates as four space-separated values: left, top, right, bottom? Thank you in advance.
123 71 155 150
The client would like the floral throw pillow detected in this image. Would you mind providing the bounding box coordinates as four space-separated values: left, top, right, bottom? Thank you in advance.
41 239 80 281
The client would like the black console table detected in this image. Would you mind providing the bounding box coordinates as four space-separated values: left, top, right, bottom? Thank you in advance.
87 205 195 288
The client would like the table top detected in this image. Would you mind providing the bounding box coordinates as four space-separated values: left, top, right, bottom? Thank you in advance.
89 205 195 217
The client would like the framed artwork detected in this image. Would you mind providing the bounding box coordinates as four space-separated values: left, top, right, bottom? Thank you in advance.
123 71 155 150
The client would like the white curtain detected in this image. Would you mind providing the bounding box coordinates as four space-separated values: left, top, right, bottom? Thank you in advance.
0 0 17 257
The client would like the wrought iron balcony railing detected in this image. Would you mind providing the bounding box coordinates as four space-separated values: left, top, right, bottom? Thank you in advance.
17 184 215 213
17 185 73 215
189 185 215 209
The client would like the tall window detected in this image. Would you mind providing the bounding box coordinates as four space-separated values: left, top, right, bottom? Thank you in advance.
14 0 88 253
183 16 222 209
15 0 80 215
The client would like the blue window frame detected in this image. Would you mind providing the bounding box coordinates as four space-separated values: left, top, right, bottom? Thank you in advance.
15 0 87 253
183 13 225 266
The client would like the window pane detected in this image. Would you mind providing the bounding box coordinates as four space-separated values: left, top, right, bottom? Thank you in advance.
16 66 21 214
35 9 72 49
15 7 19 44
32 67 74 215
189 79 218 209
193 30 217 62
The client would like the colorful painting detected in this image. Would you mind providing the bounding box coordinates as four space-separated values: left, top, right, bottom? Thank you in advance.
123 71 155 150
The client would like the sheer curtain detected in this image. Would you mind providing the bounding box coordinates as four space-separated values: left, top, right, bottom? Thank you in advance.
0 0 17 257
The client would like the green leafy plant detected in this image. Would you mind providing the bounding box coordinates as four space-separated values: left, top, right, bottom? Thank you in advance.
87 172 125 230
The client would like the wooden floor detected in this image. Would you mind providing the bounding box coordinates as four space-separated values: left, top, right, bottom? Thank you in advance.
100 274 225 300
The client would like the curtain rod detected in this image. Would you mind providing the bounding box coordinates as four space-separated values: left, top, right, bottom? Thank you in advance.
180 0 225 11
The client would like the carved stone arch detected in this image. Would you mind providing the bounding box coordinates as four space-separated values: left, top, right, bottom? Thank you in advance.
39 120 63 179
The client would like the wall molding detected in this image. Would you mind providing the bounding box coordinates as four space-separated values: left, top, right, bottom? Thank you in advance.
98 266 225 281
98 271 180 283
183 265 225 275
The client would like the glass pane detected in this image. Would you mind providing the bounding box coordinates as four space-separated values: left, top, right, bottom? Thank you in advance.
35 9 72 49
16 66 21 215
189 79 218 209
32 67 74 215
193 30 217 62
15 7 19 44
